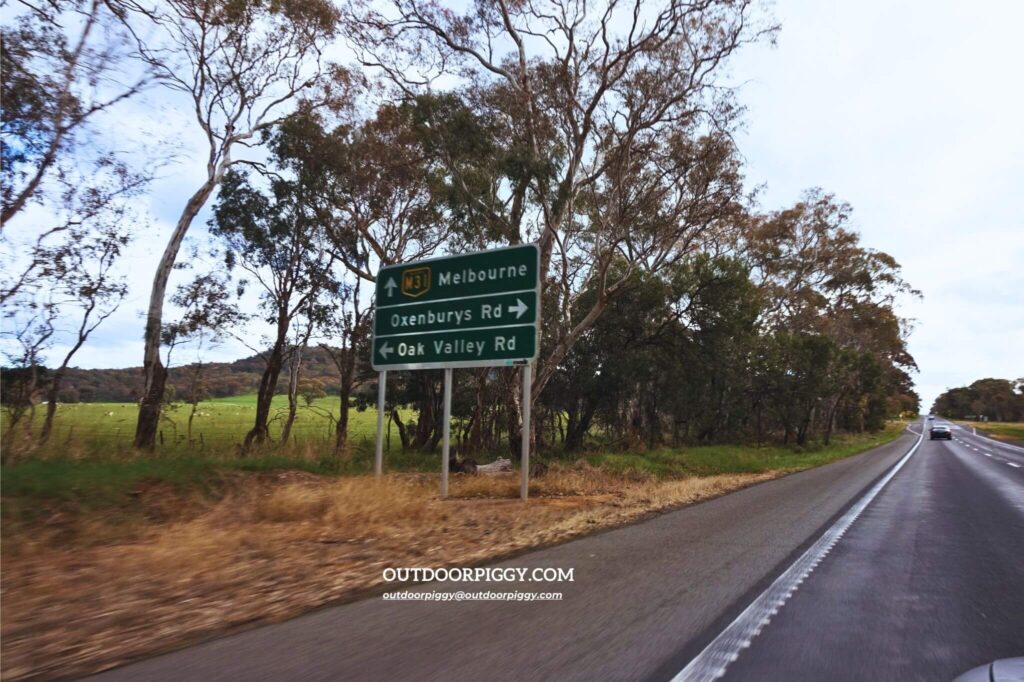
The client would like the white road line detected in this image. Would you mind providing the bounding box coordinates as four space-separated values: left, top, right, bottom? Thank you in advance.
1008 463 1021 469
960 429 1024 453
984 453 993 458
672 428 924 682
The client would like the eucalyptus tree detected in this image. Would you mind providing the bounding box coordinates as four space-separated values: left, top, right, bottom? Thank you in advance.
347 0 772 452
278 314 316 446
743 189 919 438
0 0 151 226
0 303 56 457
161 271 244 446
37 224 132 444
210 115 343 450
1 0 153 332
933 379 1024 422
0 148 148 446
273 103 458 451
318 277 371 452
745 190 917 336
130 0 346 449
321 101 454 280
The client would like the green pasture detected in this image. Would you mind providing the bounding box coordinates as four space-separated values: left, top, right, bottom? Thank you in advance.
0 449 451 509
2 395 383 451
1 408 910 509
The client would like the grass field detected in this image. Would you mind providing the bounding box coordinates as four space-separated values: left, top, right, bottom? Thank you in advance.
962 421 1024 443
2 395 382 450
1 417 908 509
5 395 911 465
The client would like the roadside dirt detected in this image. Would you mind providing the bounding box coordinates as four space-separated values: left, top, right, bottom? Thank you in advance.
1 467 777 680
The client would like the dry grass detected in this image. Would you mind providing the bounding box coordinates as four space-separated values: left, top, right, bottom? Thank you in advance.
961 421 1024 443
1 465 774 680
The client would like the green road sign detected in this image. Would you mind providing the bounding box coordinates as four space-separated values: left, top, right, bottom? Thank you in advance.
372 244 540 370
374 290 537 337
375 243 539 307
373 325 537 370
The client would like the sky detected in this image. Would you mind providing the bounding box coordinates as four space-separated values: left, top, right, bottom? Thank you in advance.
7 0 1023 411
726 0 1024 409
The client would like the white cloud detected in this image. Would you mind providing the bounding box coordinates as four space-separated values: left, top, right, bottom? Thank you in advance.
730 0 1024 408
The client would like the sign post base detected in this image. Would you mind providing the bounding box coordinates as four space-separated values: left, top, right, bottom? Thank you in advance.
521 364 532 501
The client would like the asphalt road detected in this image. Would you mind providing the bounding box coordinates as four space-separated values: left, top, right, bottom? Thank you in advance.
90 422 1024 681
724 422 1024 681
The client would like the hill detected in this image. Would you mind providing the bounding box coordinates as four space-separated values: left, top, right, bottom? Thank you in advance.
44 348 344 403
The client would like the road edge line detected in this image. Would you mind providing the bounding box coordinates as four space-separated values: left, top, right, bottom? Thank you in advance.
671 425 925 682
964 429 1024 453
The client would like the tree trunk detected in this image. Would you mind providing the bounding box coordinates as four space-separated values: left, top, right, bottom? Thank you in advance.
797 405 815 446
186 363 202 446
187 403 197 446
334 353 355 452
470 370 487 454
565 402 595 452
411 373 439 450
39 371 66 444
502 367 523 456
427 425 443 452
335 388 350 451
390 407 410 449
244 335 287 451
1 364 40 458
645 389 661 448
823 391 845 446
279 345 304 446
135 179 219 449
41 314 97 444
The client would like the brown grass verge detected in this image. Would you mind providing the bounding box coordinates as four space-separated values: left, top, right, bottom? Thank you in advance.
1 465 777 680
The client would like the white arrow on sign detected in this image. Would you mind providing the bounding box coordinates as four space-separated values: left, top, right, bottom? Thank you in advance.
508 298 529 319
378 342 394 359
384 277 398 297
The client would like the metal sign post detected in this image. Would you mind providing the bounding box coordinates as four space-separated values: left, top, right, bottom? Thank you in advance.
521 364 532 501
441 368 452 497
374 370 386 477
371 244 541 498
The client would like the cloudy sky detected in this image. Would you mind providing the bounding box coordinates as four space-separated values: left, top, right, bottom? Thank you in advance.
14 0 1023 411
729 0 1024 409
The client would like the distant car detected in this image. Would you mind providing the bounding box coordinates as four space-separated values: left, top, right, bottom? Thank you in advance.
929 425 952 440
927 415 935 420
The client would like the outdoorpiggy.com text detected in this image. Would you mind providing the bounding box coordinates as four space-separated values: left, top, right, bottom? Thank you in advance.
382 567 574 583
